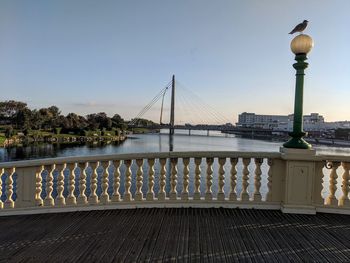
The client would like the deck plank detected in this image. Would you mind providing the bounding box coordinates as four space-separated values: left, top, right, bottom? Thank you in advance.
0 208 349 262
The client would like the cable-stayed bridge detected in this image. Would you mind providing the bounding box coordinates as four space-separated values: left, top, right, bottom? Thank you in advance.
128 75 274 136
128 75 232 133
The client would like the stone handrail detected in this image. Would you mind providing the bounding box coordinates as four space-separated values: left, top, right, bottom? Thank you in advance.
0 151 349 216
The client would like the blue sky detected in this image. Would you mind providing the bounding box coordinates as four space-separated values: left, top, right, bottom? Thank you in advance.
0 0 349 124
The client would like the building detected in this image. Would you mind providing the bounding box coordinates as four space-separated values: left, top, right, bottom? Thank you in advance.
236 112 330 131
237 112 290 129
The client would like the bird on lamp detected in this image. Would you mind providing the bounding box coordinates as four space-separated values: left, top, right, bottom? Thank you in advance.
289 20 309 34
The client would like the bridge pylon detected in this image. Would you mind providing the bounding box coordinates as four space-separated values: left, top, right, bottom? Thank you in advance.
170 75 175 135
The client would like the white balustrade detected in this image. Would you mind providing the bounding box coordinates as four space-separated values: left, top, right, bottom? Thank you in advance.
44 164 55 206
339 162 350 207
0 151 349 216
181 158 190 201
100 161 110 204
240 158 250 201
158 158 166 201
55 164 66 206
205 158 213 201
135 159 144 201
326 162 340 206
4 167 15 208
112 160 121 202
124 160 132 202
229 158 238 201
253 158 263 202
170 158 178 200
89 162 99 204
66 163 77 205
266 159 273 202
77 163 88 205
146 159 155 201
217 158 226 201
193 158 201 200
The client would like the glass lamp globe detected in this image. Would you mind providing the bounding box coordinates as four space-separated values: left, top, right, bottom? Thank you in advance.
290 34 314 54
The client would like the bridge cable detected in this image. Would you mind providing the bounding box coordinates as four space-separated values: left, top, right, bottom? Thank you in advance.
129 82 171 125
176 81 231 124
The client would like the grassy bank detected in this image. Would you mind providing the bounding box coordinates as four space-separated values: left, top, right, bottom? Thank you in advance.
0 129 126 147
0 133 6 146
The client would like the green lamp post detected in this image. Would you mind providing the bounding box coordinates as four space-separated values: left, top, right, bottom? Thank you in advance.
283 34 314 149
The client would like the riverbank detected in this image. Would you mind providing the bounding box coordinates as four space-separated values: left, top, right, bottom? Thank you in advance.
225 132 350 148
1 133 127 148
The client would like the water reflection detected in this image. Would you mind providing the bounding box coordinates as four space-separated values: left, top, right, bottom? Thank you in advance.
0 130 350 162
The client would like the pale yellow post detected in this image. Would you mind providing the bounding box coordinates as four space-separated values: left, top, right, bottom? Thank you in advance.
44 164 55 206
112 160 121 202
229 158 238 201
4 167 15 208
146 158 155 201
77 162 88 205
158 158 166 201
55 163 66 206
135 159 144 201
181 158 190 201
217 158 226 201
170 158 178 201
193 158 202 200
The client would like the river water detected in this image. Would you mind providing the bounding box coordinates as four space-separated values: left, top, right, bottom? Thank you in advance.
0 130 348 200
1 130 349 162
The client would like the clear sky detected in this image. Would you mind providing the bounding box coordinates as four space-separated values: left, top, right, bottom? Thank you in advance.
0 0 349 124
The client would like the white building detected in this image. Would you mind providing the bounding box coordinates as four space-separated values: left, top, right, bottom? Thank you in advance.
237 112 289 129
237 112 333 131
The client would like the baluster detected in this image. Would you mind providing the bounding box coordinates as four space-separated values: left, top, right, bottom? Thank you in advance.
0 168 3 209
217 158 226 201
266 159 273 202
240 158 251 201
112 160 121 202
4 167 15 208
205 158 214 201
158 158 166 201
55 164 66 206
326 161 340 206
135 159 144 201
100 161 110 204
181 158 190 201
194 158 202 200
253 158 263 202
229 158 238 201
170 158 178 200
339 162 350 207
123 160 132 202
44 164 55 206
35 166 44 206
77 162 88 205
89 162 99 204
146 158 155 201
66 163 77 205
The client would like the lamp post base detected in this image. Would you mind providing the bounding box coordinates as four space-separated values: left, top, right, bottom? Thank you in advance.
283 137 312 149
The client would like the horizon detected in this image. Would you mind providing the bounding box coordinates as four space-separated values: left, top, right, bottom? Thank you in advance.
1 1 349 123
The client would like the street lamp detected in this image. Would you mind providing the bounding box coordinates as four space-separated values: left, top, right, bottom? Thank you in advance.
283 34 314 149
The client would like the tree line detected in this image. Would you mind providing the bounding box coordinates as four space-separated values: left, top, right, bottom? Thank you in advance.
0 100 132 137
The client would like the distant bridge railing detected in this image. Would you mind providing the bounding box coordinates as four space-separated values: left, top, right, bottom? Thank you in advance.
0 151 349 216
129 124 275 133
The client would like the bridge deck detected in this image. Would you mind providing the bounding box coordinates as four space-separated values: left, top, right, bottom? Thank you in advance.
0 208 349 262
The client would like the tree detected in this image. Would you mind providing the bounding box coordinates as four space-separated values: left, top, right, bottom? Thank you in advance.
4 126 14 139
86 112 112 130
15 108 33 130
111 114 125 129
0 100 28 127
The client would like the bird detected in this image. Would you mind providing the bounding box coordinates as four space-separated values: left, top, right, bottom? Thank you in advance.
289 20 309 34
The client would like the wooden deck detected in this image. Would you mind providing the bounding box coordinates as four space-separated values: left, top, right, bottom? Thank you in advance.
0 208 349 262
